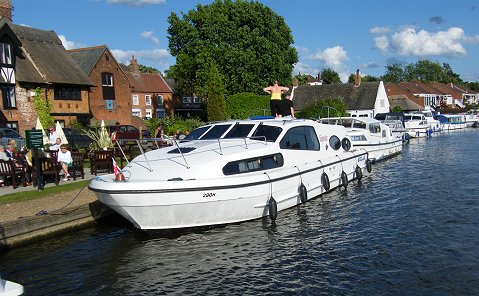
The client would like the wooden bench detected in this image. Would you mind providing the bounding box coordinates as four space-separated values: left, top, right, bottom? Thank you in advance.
68 152 85 180
90 150 114 176
0 159 28 189
32 157 62 186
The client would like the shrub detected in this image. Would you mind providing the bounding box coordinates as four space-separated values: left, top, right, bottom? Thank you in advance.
226 92 270 119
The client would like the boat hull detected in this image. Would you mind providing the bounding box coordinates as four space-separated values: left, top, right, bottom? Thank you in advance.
90 152 368 230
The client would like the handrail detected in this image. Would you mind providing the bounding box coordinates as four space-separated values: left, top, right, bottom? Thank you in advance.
136 140 153 172
172 138 190 169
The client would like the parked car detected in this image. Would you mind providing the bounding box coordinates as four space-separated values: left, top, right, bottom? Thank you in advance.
0 128 24 151
107 125 141 142
63 128 92 150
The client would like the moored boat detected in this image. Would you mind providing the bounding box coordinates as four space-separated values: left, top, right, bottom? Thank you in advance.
89 118 371 230
319 117 403 162
436 114 467 131
0 276 23 296
374 112 408 141
403 113 433 138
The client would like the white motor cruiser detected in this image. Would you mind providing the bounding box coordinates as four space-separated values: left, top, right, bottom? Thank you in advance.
403 113 433 138
319 117 403 162
89 118 371 230
0 276 23 296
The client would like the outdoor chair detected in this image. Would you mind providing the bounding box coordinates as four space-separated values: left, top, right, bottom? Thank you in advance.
68 152 85 180
90 150 114 176
32 157 61 186
0 159 28 189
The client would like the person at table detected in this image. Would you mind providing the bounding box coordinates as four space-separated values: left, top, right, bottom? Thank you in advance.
0 145 9 187
50 137 61 151
57 144 72 181
48 126 58 147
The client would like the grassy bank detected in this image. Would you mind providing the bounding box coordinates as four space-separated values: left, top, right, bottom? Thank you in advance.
0 180 90 206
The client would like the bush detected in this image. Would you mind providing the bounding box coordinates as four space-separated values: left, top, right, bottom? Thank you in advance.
226 92 271 119
146 116 204 136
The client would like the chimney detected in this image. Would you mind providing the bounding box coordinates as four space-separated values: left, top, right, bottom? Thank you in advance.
354 69 361 87
293 78 299 87
129 55 139 74
317 71 321 81
0 0 12 21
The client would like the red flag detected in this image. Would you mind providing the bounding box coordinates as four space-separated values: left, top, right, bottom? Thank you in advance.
112 158 121 175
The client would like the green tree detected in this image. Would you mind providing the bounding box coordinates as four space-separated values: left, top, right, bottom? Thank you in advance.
347 73 380 83
32 87 54 128
138 64 160 73
405 60 446 82
381 63 406 83
442 63 463 84
297 97 347 119
226 92 270 119
293 74 309 86
321 68 341 84
167 0 298 97
205 63 227 121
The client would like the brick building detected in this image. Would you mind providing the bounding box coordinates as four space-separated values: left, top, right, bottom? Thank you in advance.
0 14 92 135
69 45 134 125
126 56 174 119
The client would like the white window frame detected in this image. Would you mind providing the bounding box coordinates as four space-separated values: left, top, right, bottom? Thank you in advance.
102 73 113 86
145 109 152 119
132 94 139 105
145 95 152 106
157 95 163 105
132 108 141 117
156 108 166 118
182 97 192 103
193 96 201 103
0 42 12 65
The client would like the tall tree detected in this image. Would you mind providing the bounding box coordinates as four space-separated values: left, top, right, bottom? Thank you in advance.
321 68 341 84
381 63 406 83
139 64 160 74
205 63 227 121
167 0 298 97
442 63 463 84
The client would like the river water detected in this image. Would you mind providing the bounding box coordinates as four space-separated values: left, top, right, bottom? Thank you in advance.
1 129 478 295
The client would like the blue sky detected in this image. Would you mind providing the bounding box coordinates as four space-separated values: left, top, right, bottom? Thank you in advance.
13 0 479 82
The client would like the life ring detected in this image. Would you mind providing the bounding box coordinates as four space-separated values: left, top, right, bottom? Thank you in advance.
366 159 372 173
321 172 330 191
355 166 362 180
341 171 348 188
268 197 277 221
299 183 307 204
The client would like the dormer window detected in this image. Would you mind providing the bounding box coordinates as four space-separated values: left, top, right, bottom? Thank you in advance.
0 42 12 65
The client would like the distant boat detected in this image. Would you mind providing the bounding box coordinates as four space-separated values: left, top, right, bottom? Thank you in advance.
374 112 408 141
403 113 432 138
0 276 24 296
436 114 467 131
319 116 403 162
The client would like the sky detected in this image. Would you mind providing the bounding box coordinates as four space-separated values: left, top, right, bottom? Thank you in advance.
12 0 479 83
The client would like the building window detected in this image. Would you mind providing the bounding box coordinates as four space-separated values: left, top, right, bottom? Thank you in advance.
102 73 113 86
101 72 115 100
132 94 139 105
157 95 163 105
5 121 18 132
2 85 15 109
145 95 152 106
0 42 12 65
54 86 81 100
132 108 141 117
193 96 200 103
145 109 152 119
156 108 166 118
182 97 192 104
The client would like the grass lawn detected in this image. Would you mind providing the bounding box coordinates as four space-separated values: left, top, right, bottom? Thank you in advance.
0 180 90 206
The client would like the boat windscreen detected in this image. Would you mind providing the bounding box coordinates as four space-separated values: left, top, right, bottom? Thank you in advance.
250 124 282 142
184 126 211 140
200 124 232 139
223 123 255 138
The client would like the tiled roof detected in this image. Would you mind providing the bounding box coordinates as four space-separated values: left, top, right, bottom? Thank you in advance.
4 21 92 85
430 82 464 99
293 82 380 111
68 45 106 75
126 72 173 93
388 96 423 111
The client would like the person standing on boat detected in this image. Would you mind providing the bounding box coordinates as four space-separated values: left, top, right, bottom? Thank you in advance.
263 80 289 118
281 93 295 118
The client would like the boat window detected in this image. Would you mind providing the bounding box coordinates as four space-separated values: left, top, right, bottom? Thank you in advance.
279 126 320 151
329 135 341 150
224 123 255 138
184 126 210 140
250 124 282 142
200 124 231 139
350 135 367 141
352 121 367 129
167 147 196 154
369 123 381 133
341 138 351 151
223 153 284 175
340 119 353 128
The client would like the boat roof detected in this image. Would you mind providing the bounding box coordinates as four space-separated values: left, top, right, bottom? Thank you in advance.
319 116 380 124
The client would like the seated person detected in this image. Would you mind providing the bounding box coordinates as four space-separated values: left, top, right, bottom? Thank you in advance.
50 137 62 151
57 144 72 181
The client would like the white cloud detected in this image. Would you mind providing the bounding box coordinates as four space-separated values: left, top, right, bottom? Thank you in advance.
375 27 476 57
308 46 349 82
141 31 160 45
293 62 320 76
111 48 172 70
58 35 84 50
107 0 166 6
374 35 389 54
294 46 309 55
370 26 390 34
